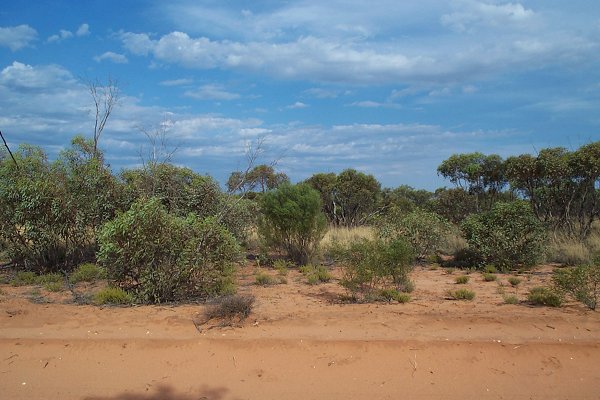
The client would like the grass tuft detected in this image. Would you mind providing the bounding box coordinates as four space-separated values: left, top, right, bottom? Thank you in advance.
455 275 470 284
70 263 107 284
93 287 133 305
447 288 476 300
527 287 563 307
205 295 255 322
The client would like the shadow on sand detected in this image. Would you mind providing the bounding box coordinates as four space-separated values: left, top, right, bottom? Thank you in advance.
84 384 231 400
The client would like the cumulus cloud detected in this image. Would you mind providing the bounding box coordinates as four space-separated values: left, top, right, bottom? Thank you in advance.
286 102 308 109
160 78 194 86
0 25 38 51
94 51 129 64
184 84 240 100
47 29 74 43
76 23 90 36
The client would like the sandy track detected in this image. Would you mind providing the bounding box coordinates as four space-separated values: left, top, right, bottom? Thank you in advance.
1 265 600 399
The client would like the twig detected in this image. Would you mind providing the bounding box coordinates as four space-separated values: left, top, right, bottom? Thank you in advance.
0 130 18 168
409 354 417 377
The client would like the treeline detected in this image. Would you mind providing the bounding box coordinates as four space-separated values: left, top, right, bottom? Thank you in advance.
1 135 599 304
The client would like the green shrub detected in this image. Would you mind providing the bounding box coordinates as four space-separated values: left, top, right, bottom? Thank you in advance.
553 264 600 310
528 287 563 307
98 198 239 303
69 263 107 283
10 271 38 286
255 272 276 286
461 201 546 271
507 277 522 287
503 294 519 304
443 247 484 269
43 281 63 292
447 288 476 300
374 289 411 303
273 259 290 275
378 208 451 260
37 272 63 284
258 183 327 265
94 287 133 305
455 275 470 284
300 264 332 285
482 272 497 282
484 265 498 274
336 237 414 300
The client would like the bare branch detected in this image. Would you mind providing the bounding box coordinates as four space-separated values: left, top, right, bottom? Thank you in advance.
0 129 19 169
85 77 121 157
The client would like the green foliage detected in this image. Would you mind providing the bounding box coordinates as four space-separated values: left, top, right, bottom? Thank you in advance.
93 287 134 305
503 294 519 304
373 288 411 303
482 272 497 282
447 288 476 300
442 247 484 269
227 164 289 194
69 263 107 284
527 287 563 307
507 277 522 287
428 187 479 224
378 208 451 260
10 271 38 286
204 295 255 322
336 237 414 300
299 264 332 285
98 198 240 303
43 281 63 292
553 264 600 310
462 201 546 271
273 259 290 275
455 275 470 284
255 271 276 286
259 183 327 265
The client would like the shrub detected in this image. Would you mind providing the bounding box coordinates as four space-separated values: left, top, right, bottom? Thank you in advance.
461 201 546 271
553 264 600 310
455 275 470 284
443 247 484 269
484 265 498 274
336 237 414 300
482 272 497 282
507 277 522 287
98 198 240 303
69 263 107 284
503 294 519 304
300 264 332 285
375 289 411 303
378 208 451 260
273 259 290 275
527 287 563 307
205 295 255 322
10 271 38 286
43 281 63 292
447 288 476 300
94 287 133 305
255 271 276 286
259 183 327 265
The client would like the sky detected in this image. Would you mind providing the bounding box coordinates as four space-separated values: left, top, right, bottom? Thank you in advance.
1 1 599 190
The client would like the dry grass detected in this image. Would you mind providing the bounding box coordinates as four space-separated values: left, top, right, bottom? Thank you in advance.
320 225 374 247
546 228 600 266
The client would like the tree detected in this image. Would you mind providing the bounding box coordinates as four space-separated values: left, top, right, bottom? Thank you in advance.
259 183 327 265
227 164 288 194
86 77 120 157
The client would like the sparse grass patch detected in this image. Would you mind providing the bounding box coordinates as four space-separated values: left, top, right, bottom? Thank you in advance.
255 271 276 286
527 287 563 307
444 267 455 275
321 226 374 247
43 281 63 292
93 287 133 305
204 294 255 323
482 272 497 282
10 271 37 286
299 265 332 285
69 263 107 284
447 288 476 300
455 275 470 284
273 259 290 276
37 273 62 285
508 277 522 287
503 294 519 304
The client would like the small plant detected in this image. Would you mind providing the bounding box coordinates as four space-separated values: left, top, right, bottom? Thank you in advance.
447 288 476 300
444 267 455 275
255 271 276 286
10 271 38 286
553 264 600 310
508 277 522 287
204 295 255 322
273 259 290 276
503 294 519 304
93 287 133 305
375 289 412 303
527 287 563 307
484 265 498 274
43 281 63 292
482 272 497 282
300 265 332 285
455 275 470 284
69 263 107 284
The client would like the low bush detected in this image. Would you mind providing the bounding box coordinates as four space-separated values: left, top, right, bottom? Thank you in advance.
442 247 484 269
553 264 600 310
300 265 332 285
507 277 522 287
503 294 519 304
455 275 470 284
94 287 133 305
482 272 497 282
10 271 38 286
373 289 411 303
527 287 563 307
69 263 107 284
204 295 255 322
447 288 476 300
255 271 276 286
43 281 63 292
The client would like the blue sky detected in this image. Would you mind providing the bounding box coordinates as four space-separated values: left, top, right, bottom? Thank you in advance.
1 1 599 190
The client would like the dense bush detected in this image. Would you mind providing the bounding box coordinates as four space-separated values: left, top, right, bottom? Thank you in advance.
527 287 563 307
98 198 240 303
378 208 451 260
335 237 414 300
259 183 327 265
462 201 546 271
553 264 600 310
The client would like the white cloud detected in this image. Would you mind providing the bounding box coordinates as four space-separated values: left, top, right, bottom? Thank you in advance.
47 29 74 43
441 1 535 33
159 78 193 86
94 52 129 64
0 25 38 51
76 23 90 37
184 84 240 100
286 102 309 109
